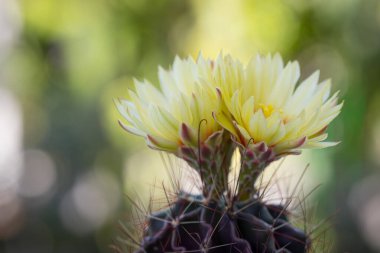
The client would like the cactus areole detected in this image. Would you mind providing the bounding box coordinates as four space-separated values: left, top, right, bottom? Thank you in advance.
117 53 342 253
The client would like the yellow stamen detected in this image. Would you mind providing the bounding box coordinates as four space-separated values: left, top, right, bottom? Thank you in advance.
258 103 274 118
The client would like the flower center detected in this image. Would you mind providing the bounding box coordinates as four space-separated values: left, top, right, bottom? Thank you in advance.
258 103 275 118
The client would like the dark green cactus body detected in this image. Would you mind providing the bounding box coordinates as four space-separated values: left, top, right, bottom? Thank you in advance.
130 134 311 253
136 193 310 253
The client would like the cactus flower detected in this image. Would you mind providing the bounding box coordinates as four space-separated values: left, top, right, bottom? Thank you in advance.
214 53 343 157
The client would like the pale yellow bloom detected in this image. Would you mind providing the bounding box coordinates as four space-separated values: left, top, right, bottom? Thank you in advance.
117 52 342 200
213 53 343 156
116 55 221 153
117 52 342 160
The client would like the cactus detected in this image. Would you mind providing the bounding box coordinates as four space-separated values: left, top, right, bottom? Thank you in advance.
115 146 312 253
137 192 310 253
115 53 342 253
122 136 310 253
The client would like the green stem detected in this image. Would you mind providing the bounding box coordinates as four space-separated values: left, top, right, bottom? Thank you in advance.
237 154 266 201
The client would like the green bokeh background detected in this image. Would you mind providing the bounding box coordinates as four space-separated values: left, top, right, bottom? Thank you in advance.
1 0 380 252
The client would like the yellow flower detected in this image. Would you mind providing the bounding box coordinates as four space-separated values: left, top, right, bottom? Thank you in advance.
116 54 222 153
213 53 343 158
117 52 343 199
118 52 342 159
117 54 239 196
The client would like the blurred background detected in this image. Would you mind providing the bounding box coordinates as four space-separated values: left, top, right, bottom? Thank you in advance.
0 0 380 252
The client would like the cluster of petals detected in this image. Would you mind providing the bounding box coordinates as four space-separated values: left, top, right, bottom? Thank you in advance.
117 55 221 152
117 52 342 157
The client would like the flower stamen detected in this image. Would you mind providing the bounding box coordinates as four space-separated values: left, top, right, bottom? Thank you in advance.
258 103 275 118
